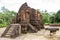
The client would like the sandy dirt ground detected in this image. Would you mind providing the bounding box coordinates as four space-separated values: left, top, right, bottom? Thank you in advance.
0 26 60 40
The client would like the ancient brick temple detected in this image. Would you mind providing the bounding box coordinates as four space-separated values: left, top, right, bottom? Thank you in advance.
1 3 44 38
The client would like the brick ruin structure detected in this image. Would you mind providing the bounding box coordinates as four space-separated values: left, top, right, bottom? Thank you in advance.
1 3 44 38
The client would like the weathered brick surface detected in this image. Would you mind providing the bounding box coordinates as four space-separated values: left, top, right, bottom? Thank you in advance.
11 2 44 33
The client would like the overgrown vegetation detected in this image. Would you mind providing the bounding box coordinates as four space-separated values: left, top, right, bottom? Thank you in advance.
41 10 60 25
0 7 60 27
0 7 16 27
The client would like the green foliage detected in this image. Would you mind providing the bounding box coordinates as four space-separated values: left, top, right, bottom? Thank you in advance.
0 7 16 27
49 14 55 23
42 11 50 24
55 10 60 23
0 19 3 24
0 7 60 27
41 10 60 24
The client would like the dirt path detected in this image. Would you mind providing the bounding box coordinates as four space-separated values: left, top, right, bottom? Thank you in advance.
0 26 60 40
0 28 48 40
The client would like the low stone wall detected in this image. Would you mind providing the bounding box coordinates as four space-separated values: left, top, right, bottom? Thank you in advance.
50 24 60 27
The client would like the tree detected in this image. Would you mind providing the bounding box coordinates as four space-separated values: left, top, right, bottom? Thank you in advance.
1 6 9 12
0 7 17 27
41 10 50 24
55 10 60 23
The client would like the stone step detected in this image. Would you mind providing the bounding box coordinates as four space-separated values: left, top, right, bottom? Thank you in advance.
1 24 21 38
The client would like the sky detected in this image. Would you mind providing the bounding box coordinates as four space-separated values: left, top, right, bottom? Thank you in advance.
0 0 60 12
